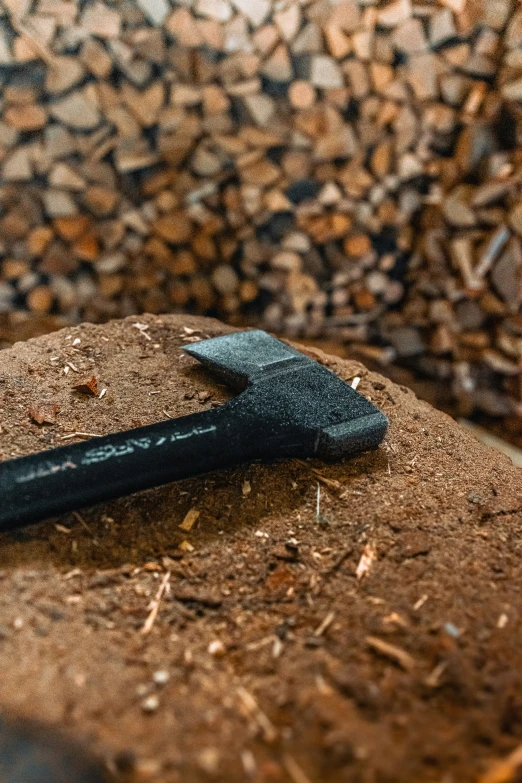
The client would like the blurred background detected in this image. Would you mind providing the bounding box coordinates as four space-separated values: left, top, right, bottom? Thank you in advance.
0 0 521 451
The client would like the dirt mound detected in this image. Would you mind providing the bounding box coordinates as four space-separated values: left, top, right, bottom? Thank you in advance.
0 313 521 783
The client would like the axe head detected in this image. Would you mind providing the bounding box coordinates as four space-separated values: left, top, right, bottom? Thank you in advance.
184 330 388 460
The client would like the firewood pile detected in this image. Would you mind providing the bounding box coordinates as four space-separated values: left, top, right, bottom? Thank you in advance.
0 0 521 430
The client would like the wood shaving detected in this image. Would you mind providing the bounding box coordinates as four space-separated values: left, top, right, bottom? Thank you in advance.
356 543 376 579
141 571 171 635
366 636 416 672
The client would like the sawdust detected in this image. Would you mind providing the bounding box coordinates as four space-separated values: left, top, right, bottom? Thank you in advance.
0 313 521 782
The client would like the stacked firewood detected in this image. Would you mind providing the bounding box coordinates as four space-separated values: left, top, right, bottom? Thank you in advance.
0 0 521 427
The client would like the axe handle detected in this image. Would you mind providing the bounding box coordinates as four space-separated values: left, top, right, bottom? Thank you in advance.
0 402 265 530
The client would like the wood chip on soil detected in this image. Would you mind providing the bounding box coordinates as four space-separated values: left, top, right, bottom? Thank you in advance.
179 508 200 532
28 402 61 424
366 635 416 672
73 376 99 396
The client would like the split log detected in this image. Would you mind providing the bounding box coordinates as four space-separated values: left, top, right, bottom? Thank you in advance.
0 0 520 434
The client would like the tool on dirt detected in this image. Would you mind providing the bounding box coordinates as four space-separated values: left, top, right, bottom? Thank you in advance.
0 330 387 530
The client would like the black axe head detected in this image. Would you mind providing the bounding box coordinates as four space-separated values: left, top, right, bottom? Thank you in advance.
184 330 388 460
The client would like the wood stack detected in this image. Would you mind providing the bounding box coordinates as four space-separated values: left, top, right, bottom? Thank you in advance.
0 0 521 431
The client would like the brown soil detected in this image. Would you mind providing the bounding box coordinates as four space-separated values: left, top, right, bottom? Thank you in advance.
0 313 522 783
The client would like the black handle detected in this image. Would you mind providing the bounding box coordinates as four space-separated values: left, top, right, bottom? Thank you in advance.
0 399 272 530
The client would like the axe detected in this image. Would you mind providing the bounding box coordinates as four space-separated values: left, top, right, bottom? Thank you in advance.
0 330 387 530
